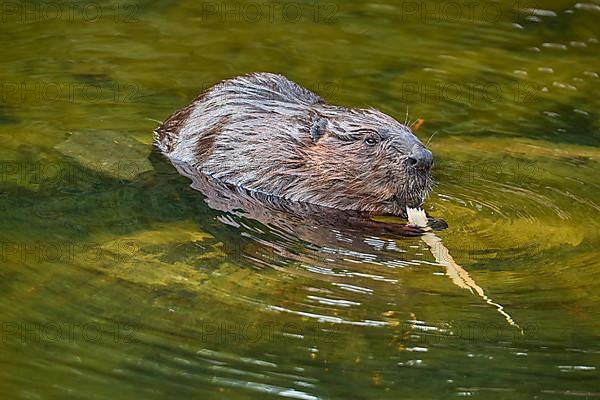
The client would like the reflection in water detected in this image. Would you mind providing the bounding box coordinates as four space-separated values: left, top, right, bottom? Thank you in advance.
175 159 522 332
408 207 522 332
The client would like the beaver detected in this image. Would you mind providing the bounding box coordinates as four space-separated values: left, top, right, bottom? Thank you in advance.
155 72 434 216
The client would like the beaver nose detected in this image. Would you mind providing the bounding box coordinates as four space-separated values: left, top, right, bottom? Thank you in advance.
407 146 433 170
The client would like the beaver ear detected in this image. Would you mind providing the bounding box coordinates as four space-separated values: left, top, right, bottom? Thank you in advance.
310 118 328 143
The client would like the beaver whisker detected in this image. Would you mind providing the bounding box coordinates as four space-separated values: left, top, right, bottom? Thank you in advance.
425 130 438 148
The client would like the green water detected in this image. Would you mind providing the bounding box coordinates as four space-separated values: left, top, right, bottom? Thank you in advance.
1 1 599 399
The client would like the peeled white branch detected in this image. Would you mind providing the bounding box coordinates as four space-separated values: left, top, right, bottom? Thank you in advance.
407 207 522 333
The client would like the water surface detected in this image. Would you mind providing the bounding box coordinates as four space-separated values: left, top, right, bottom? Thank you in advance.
0 1 599 399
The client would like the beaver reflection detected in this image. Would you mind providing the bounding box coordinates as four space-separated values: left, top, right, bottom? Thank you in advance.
172 161 429 259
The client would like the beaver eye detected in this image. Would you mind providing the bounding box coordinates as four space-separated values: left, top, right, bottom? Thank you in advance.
364 136 379 146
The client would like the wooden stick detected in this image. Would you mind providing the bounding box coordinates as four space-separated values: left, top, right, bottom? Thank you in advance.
407 208 523 333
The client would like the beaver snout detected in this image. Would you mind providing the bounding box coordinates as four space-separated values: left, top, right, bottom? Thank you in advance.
406 145 433 170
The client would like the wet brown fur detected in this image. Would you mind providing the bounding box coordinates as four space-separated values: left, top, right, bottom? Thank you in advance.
155 73 433 215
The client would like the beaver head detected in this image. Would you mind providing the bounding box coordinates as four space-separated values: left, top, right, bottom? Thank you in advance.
302 107 433 215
